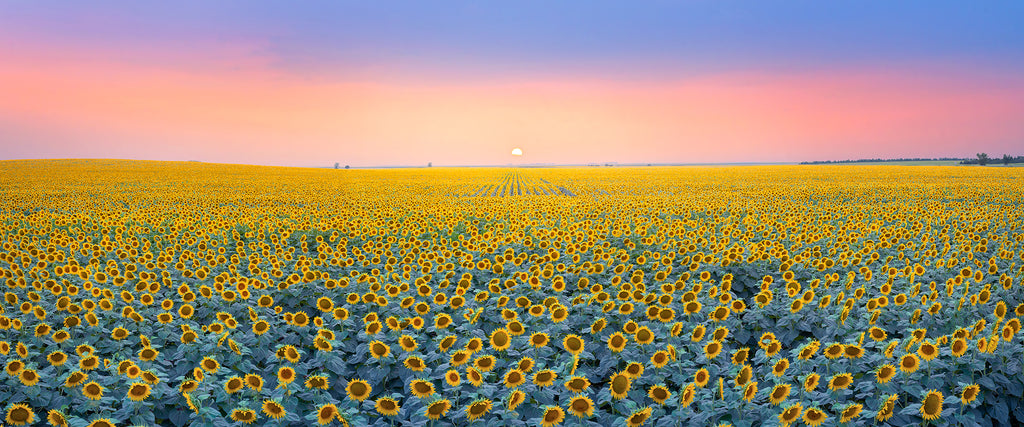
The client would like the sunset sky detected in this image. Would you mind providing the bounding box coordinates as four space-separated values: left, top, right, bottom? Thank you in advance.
2 1 1023 167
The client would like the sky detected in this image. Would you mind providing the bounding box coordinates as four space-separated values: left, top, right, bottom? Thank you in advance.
1 1 1023 167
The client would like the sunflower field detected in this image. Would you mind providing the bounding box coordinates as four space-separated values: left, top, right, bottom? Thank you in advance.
1 159 1023 427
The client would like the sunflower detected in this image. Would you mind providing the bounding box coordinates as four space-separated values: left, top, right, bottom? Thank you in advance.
5 404 34 426
802 407 827 426
141 371 159 385
245 374 264 391
407 378 435 398
138 347 159 362
735 364 752 387
839 403 862 423
506 389 526 411
201 357 220 373
180 380 199 394
224 376 244 394
127 382 151 401
607 332 627 353
772 358 789 377
466 367 484 387
252 320 270 336
445 369 461 387
680 383 696 407
563 334 585 356
704 340 722 359
12 366 37 385
346 379 371 401
731 348 749 365
920 390 942 421
425 399 451 420
648 384 671 404
305 375 329 390
517 357 535 372
625 407 652 427
47 409 67 427
85 419 116 427
437 335 457 353
823 343 844 359
502 369 525 388
828 373 852 391
876 364 896 383
961 384 980 405
374 397 400 417
918 341 938 361
230 408 257 425
369 341 390 359
743 381 758 401
317 403 340 424
713 326 730 341
770 384 791 405
450 350 470 367
111 327 130 340
843 345 864 359
466 399 493 422
82 381 104 400
694 368 710 387
533 369 557 387
5 359 24 376
868 326 887 341
778 403 802 425
398 335 418 352
635 326 654 345
47 351 68 366
691 325 706 342
651 350 670 368
609 372 631 400
803 373 820 392
530 332 550 348
473 355 496 372
899 354 919 373
564 376 590 393
262 400 286 419
79 356 99 371
876 394 898 422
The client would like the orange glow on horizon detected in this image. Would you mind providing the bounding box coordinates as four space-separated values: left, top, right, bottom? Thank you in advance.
2 44 1023 166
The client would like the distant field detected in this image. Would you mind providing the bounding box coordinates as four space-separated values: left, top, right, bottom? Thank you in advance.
1 160 1023 427
814 160 963 166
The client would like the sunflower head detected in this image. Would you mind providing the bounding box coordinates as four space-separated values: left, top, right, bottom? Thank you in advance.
82 381 104 400
920 390 943 421
778 403 802 425
410 379 436 398
262 400 286 419
567 395 595 418
648 384 671 404
317 403 341 424
770 384 791 405
961 384 980 405
425 399 451 420
466 399 493 421
803 407 827 426
609 372 632 400
346 379 371 401
127 382 151 401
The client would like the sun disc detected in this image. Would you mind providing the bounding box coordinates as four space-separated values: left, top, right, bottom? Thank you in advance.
511 148 523 156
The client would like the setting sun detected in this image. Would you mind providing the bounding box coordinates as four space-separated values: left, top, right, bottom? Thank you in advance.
511 148 523 156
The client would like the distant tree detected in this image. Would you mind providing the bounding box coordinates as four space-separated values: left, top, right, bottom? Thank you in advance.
345 165 350 169
1003 154 1012 166
977 153 989 166
428 162 432 168
334 162 339 169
